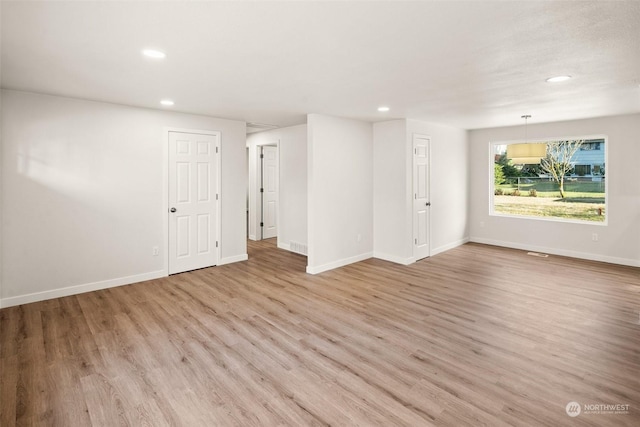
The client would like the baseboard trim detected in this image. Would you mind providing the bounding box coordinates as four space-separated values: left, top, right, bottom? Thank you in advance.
431 237 470 257
469 237 640 268
0 270 166 309
306 252 373 275
218 254 249 266
373 251 415 265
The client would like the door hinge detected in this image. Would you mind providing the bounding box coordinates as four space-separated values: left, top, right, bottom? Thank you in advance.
260 188 264 193
415 238 417 244
216 241 219 248
260 222 264 227
260 154 264 159
216 194 219 200
216 146 219 154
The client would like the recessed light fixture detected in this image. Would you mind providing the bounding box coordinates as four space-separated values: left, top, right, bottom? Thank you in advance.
160 99 174 106
142 49 166 59
545 75 572 83
377 106 390 112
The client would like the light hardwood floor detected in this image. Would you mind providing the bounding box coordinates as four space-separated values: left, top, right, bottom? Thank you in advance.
1 240 639 426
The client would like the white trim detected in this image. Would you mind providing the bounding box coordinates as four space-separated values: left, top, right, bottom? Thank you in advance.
430 237 470 256
163 127 222 276
248 234 257 241
490 212 608 226
162 128 169 276
469 237 640 268
373 252 415 265
253 141 280 241
489 134 608 226
306 252 373 275
218 254 249 265
0 270 166 308
412 133 432 260
216 136 222 265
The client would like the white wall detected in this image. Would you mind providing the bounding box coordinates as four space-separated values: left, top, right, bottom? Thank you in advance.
1 90 247 307
373 120 413 263
372 119 469 264
469 113 640 267
407 119 469 255
0 49 3 303
307 114 373 274
246 124 307 253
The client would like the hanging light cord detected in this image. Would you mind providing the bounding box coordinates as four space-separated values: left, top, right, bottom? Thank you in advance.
521 114 531 142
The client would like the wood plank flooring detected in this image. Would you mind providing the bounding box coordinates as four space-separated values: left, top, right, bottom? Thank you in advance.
1 240 639 426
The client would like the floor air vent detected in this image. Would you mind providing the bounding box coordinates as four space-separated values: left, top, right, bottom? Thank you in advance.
527 252 549 258
290 242 308 256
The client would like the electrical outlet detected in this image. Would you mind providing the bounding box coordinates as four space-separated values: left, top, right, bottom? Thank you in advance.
592 233 598 242
152 246 159 256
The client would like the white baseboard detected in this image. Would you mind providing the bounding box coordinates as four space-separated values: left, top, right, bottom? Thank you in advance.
470 237 640 267
306 252 373 275
218 254 249 266
277 241 290 251
0 270 166 309
373 251 415 265
248 235 257 241
431 237 470 256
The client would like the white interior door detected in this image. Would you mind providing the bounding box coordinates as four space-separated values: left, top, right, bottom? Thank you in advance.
261 145 278 239
168 131 219 274
413 135 430 261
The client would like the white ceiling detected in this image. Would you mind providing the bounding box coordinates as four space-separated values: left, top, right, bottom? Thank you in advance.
2 1 639 130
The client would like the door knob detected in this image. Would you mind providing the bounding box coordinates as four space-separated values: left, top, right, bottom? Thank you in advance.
170 207 177 213
426 202 431 206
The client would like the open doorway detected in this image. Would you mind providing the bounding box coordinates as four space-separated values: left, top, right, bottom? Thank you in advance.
246 141 280 243
246 125 308 268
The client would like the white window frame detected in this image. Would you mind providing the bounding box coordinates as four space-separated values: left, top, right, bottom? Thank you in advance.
489 134 608 226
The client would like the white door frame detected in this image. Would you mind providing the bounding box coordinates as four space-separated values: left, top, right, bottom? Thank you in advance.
260 145 279 240
413 133 431 260
249 140 279 241
163 127 221 276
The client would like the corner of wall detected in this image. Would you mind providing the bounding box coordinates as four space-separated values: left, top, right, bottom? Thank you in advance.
0 89 3 305
306 114 373 273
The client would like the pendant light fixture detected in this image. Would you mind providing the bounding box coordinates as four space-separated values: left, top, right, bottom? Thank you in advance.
507 114 546 164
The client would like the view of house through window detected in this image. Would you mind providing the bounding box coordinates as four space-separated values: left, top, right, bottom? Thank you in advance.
491 137 606 223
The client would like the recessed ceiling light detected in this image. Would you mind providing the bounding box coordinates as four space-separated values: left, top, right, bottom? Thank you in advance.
377 106 390 112
545 75 572 83
142 49 166 59
160 99 174 106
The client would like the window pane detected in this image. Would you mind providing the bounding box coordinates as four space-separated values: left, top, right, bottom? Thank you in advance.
491 138 606 223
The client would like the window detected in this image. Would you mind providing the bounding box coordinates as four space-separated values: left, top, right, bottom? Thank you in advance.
491 136 606 223
580 141 601 151
574 164 591 176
